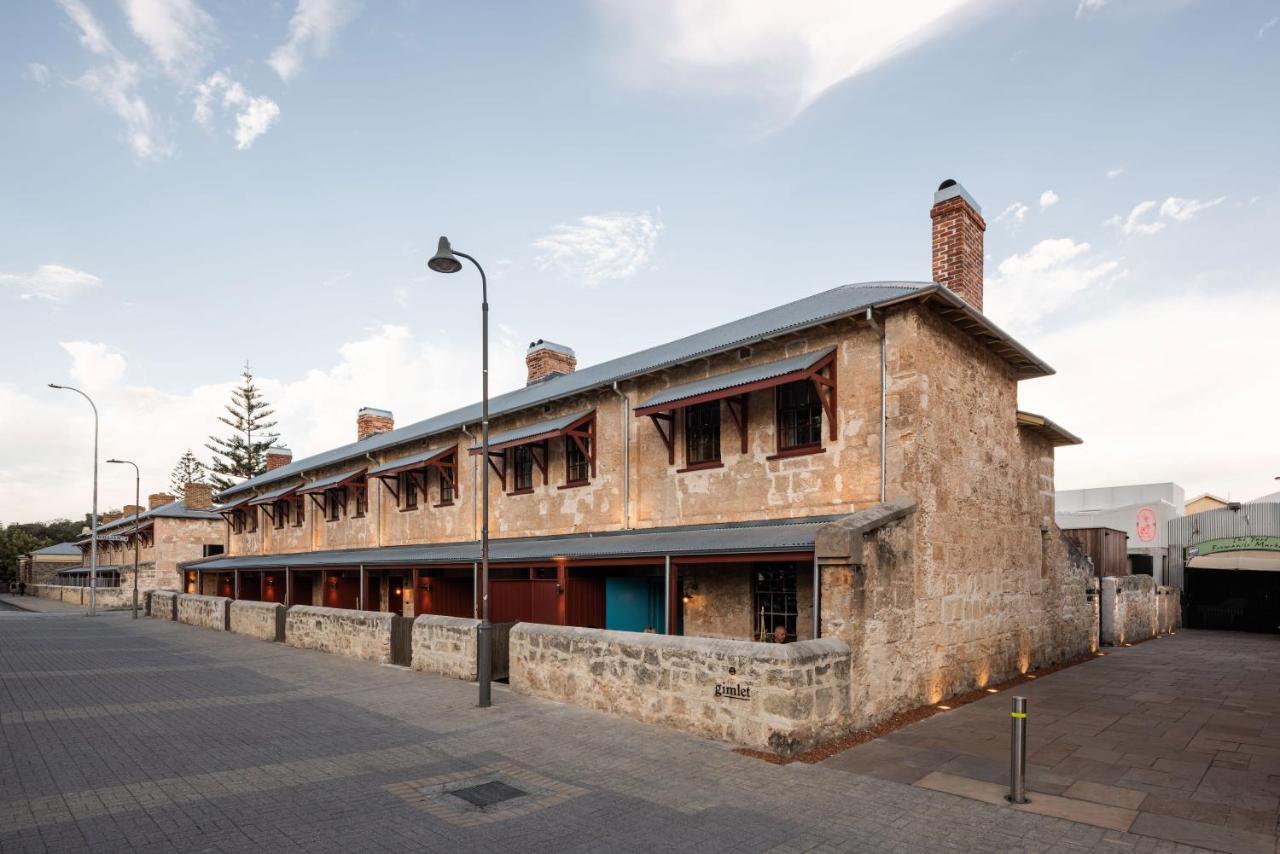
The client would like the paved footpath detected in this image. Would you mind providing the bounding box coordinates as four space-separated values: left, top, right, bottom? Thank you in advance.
0 612 1233 854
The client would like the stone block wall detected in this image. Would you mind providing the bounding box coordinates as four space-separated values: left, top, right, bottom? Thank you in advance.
150 590 178 620
230 600 286 642
1100 575 1157 646
1156 585 1180 635
177 594 231 631
285 605 394 664
411 615 479 680
510 623 852 756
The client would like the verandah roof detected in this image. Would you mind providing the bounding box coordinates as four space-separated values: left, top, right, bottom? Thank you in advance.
368 445 456 478
634 347 835 414
467 411 594 455
297 469 367 495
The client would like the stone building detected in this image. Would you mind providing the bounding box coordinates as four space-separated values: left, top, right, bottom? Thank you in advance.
17 542 82 585
193 180 1094 725
69 484 224 592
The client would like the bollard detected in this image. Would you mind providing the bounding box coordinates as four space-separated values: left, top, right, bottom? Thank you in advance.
1008 696 1029 804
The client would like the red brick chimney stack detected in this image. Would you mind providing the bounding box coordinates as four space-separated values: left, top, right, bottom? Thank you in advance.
184 482 214 510
526 340 576 386
123 504 144 518
357 408 394 441
930 179 987 312
266 446 293 471
148 492 177 509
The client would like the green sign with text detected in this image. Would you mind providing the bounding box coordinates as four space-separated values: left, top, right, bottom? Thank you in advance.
1187 536 1280 557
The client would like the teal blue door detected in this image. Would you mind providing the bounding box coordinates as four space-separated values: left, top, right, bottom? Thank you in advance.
605 577 662 632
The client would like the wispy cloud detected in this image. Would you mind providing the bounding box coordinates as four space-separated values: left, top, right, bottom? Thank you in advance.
1259 16 1278 40
1075 0 1107 20
1106 166 1124 179
0 263 103 303
1039 189 1060 209
56 0 170 159
994 201 1030 230
24 63 51 85
121 0 217 81
533 211 664 287
269 0 359 82
985 238 1123 333
592 1 983 120
193 71 280 149
1105 196 1226 236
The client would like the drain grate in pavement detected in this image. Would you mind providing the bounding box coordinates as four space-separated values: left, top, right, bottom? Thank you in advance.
448 780 526 808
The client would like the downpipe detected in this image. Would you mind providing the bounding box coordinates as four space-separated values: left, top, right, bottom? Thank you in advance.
865 308 887 503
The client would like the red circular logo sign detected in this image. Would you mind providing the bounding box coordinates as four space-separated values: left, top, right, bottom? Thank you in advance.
1136 507 1158 543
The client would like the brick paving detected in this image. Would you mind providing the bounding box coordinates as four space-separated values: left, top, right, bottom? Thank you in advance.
0 610 1234 854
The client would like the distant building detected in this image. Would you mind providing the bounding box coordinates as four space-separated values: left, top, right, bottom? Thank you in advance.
1056 482 1184 585
1169 497 1280 632
1185 493 1230 515
17 542 82 586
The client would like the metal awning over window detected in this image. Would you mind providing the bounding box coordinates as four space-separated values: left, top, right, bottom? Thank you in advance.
248 484 301 506
634 348 836 463
468 410 595 455
370 446 457 499
297 469 367 495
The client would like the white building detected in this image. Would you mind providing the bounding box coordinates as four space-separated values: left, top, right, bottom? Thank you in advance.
1056 482 1184 585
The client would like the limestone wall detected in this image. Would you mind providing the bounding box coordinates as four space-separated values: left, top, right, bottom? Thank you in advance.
176 594 231 631
1100 575 1157 645
150 590 178 620
1156 585 1180 634
285 605 393 664
229 600 286 642
411 615 479 680
510 623 852 756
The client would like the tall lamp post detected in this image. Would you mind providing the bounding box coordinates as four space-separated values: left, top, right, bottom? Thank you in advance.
428 236 493 708
49 384 99 617
107 458 141 619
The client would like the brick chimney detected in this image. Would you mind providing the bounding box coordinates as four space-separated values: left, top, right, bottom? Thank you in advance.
266 446 293 471
148 492 177 510
930 179 987 312
357 408 394 441
122 504 144 518
526 340 576 386
184 482 214 510
99 510 124 525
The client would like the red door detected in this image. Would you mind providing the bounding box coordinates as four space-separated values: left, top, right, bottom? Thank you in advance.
566 577 606 629
531 580 559 625
490 580 532 623
431 578 474 618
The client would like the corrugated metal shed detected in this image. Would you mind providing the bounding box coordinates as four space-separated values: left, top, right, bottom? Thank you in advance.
218 282 1053 500
1167 499 1280 588
184 515 841 571
637 347 833 411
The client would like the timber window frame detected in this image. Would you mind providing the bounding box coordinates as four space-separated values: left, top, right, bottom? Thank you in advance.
292 495 305 527
353 480 368 518
272 499 289 529
680 401 722 471
753 566 798 642
324 488 346 523
510 445 535 494
773 379 825 457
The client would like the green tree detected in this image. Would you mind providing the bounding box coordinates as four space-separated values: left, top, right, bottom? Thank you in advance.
204 363 281 491
169 449 208 497
0 518 85 583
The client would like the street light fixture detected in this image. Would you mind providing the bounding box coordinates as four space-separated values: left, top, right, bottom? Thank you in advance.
49 383 99 617
428 235 493 708
107 458 141 619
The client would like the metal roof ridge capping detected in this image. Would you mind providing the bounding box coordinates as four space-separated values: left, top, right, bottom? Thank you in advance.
217 280 1053 500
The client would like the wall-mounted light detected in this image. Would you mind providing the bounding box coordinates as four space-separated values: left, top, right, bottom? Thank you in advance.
556 582 563 594
394 587 403 596
681 580 698 604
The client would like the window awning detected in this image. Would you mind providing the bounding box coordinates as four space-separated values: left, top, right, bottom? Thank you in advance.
468 410 595 455
297 469 367 495
369 445 456 478
634 347 835 415
248 484 301 505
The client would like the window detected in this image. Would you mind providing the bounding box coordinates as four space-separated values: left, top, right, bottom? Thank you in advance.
565 435 590 484
246 506 258 534
273 499 289 529
293 495 305 527
512 445 534 492
353 482 367 517
684 401 721 467
400 472 418 510
202 544 224 557
325 488 345 522
754 567 798 641
776 380 823 451
438 469 454 505
230 509 244 534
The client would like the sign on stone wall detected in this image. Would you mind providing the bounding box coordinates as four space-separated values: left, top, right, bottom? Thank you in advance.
1188 536 1280 557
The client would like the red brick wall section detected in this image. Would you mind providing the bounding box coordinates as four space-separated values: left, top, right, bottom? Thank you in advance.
184 482 214 510
357 409 395 441
930 196 986 312
149 492 177 509
266 448 293 471
526 343 576 385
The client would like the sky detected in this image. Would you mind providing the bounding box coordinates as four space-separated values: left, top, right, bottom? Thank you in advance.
1 0 1277 522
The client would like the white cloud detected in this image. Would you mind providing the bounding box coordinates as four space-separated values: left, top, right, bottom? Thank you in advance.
984 238 1123 334
1259 17 1278 40
1106 167 1124 179
1039 190 1060 209
56 0 170 159
533 211 664 286
269 0 359 82
1075 0 1107 19
994 201 1030 229
1019 286 1280 504
0 264 103 303
0 324 527 521
1105 196 1225 236
194 71 281 149
121 0 217 81
592 0 982 118
391 286 410 308
25 63 51 85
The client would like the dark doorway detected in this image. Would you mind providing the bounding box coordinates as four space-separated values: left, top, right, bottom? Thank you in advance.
291 575 314 607
1186 569 1280 632
388 575 405 616
366 574 382 612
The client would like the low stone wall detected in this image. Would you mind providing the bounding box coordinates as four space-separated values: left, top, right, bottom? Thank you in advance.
1100 576 1158 646
412 615 479 680
510 623 852 756
230 600 286 642
150 590 178 620
177 594 231 631
286 606 394 665
1156 586 1180 635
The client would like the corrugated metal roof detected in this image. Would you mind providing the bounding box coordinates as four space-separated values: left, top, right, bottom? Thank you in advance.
248 483 300 505
86 500 221 538
57 565 123 575
637 347 834 411
297 469 366 494
470 410 593 452
1167 500 1280 588
184 515 840 571
31 542 82 557
368 446 453 477
219 281 1052 499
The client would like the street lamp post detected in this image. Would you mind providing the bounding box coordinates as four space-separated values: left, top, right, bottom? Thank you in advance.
107 459 141 619
428 236 493 708
49 384 99 617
